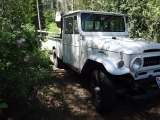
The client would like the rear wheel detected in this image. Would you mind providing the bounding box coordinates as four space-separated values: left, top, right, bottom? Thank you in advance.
91 70 116 114
50 49 58 67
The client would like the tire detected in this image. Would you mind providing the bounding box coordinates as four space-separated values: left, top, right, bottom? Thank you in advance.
90 69 116 114
50 49 58 67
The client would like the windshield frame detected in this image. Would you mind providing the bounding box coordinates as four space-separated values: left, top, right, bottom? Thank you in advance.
81 13 126 32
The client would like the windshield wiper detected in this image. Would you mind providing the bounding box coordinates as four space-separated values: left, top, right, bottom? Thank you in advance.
84 13 94 21
105 14 115 22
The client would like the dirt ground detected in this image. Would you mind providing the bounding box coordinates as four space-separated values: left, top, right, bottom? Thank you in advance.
6 66 160 120
28 66 160 120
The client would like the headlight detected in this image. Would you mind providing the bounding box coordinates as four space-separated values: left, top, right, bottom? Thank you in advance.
131 58 142 71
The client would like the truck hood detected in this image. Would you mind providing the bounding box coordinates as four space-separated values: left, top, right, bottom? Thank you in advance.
86 36 160 54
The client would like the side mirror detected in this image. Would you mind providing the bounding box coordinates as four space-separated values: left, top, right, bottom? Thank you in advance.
126 16 137 37
130 21 137 37
126 16 131 24
56 21 61 28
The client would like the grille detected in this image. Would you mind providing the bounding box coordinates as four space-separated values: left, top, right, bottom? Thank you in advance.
143 56 160 67
144 49 160 53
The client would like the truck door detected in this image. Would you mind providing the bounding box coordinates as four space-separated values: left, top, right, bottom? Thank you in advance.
63 16 80 69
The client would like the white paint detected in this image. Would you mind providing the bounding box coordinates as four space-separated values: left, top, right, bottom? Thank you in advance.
42 10 160 80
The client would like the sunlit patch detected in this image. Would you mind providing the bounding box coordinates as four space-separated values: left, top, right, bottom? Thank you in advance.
64 83 94 116
37 85 64 110
147 107 160 117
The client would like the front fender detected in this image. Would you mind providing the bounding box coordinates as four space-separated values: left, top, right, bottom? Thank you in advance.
89 53 130 75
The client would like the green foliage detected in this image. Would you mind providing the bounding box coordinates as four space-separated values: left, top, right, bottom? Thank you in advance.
32 0 46 30
42 0 57 32
3 0 34 28
0 21 53 100
45 22 59 33
72 0 160 42
1 0 160 105
42 0 160 41
0 102 8 109
0 0 53 103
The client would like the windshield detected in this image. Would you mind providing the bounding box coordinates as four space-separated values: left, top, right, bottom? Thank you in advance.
81 13 125 32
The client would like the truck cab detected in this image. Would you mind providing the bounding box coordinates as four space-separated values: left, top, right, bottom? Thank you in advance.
60 11 127 70
45 10 160 114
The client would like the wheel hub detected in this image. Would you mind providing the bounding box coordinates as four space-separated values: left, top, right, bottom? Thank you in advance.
93 86 101 107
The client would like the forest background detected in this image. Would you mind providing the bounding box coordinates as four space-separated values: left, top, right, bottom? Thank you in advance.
0 0 160 117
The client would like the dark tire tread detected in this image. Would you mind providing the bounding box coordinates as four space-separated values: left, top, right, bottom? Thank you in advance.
91 69 116 114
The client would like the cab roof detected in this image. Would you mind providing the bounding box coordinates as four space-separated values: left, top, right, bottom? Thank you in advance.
62 10 125 17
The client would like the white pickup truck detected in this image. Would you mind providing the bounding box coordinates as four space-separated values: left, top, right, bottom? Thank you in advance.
42 10 160 114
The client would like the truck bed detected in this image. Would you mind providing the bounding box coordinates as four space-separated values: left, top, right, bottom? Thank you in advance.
41 36 62 58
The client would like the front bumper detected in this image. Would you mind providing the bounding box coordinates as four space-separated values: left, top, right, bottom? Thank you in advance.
114 74 160 99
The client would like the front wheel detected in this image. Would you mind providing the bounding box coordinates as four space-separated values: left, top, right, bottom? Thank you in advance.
50 49 58 67
91 70 116 114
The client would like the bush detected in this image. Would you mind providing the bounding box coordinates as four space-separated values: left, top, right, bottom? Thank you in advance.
0 21 53 103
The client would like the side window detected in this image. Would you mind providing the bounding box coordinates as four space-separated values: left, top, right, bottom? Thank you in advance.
73 16 79 34
64 17 73 34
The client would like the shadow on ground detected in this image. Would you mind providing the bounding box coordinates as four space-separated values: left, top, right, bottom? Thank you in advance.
5 66 160 120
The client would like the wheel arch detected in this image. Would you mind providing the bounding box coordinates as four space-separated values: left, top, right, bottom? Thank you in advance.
81 59 110 78
84 54 130 75
81 58 133 92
